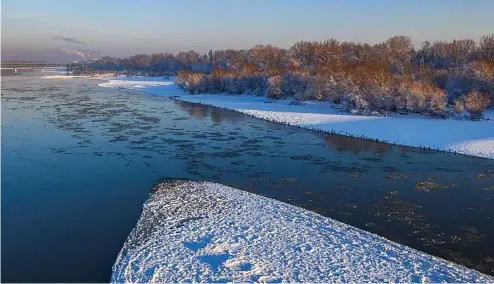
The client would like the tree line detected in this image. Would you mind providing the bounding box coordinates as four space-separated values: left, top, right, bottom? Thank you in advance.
87 35 494 119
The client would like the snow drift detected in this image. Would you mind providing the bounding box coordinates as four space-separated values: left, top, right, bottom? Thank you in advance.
111 180 492 283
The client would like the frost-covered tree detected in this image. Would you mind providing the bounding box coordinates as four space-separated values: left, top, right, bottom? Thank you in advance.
341 42 372 64
177 51 200 70
449 39 476 66
265 75 285 99
315 39 342 74
463 90 491 119
290 41 318 73
478 34 494 62
383 36 414 73
250 45 288 75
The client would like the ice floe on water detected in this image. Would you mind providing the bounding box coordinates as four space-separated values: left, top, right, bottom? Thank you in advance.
97 77 174 89
111 180 492 283
97 77 494 159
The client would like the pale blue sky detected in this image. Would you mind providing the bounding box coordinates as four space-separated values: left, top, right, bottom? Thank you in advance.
2 0 494 58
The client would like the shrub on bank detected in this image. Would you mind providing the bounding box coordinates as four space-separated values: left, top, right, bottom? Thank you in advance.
463 90 491 120
175 56 492 120
175 70 450 117
266 75 285 99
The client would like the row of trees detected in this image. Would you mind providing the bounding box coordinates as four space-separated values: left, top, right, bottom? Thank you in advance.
89 35 494 119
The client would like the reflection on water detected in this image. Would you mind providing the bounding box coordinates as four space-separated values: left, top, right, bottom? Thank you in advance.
2 72 494 282
325 134 394 158
175 100 251 126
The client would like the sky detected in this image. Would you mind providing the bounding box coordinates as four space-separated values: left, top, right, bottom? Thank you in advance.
2 0 494 60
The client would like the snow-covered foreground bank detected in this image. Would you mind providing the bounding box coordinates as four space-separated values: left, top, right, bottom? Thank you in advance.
72 76 494 159
112 180 492 283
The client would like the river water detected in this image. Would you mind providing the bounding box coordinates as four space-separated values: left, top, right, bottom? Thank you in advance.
2 72 494 282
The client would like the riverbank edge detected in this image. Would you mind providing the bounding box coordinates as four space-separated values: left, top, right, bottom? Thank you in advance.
169 95 493 159
45 75 494 159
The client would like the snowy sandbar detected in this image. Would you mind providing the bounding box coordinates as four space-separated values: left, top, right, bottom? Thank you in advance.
112 181 492 283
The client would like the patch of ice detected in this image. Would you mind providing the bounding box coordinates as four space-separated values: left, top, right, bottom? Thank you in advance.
41 74 119 80
112 181 492 283
98 77 178 95
41 75 92 79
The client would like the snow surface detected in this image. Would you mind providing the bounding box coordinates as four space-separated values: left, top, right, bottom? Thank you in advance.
40 67 72 73
97 76 174 90
94 76 493 159
41 75 92 79
485 109 494 121
112 180 493 283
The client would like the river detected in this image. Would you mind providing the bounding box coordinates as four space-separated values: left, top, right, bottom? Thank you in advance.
2 71 494 282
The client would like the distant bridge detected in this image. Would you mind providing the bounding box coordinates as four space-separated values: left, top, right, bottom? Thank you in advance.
1 62 89 76
1 61 82 69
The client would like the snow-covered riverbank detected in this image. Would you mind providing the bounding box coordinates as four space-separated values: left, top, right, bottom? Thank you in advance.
93 76 494 159
112 180 492 282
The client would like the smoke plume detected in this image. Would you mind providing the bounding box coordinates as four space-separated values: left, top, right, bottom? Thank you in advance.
52 35 88 46
61 48 86 59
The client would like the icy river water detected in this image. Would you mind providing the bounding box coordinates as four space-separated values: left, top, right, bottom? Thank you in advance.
2 72 494 282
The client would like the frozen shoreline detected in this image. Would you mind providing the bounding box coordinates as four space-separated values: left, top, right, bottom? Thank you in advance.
112 180 492 282
177 94 494 159
47 75 494 159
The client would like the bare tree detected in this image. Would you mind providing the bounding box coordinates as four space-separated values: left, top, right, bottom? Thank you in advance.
341 42 372 63
478 34 494 62
383 36 414 69
177 51 200 70
463 90 491 119
315 39 342 74
290 41 317 72
449 39 476 66
250 45 287 74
